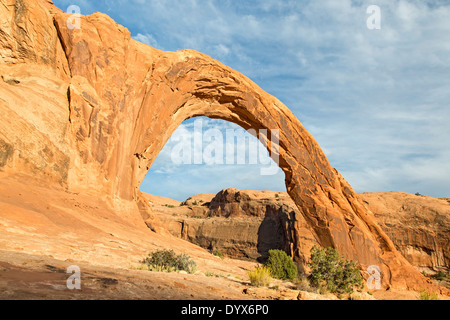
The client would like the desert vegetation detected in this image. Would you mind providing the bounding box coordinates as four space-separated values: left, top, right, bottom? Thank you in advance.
308 245 364 294
247 266 272 287
419 289 440 300
213 250 224 259
265 249 298 281
140 249 197 274
246 249 297 287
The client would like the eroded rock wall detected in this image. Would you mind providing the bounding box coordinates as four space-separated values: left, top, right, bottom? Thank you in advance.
362 192 450 273
0 0 70 184
149 189 450 274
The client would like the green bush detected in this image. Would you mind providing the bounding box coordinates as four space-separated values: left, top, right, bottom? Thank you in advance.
247 266 272 287
213 250 224 259
308 245 364 294
141 249 197 274
419 289 439 300
265 249 298 281
432 271 447 281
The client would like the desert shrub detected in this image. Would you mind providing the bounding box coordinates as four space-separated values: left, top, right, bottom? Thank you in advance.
141 249 197 274
213 250 224 259
294 276 315 292
419 289 439 300
432 271 447 281
177 253 198 274
247 266 272 287
308 245 364 294
265 249 298 281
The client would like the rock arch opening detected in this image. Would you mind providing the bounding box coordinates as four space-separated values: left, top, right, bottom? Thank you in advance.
139 116 287 200
138 116 298 264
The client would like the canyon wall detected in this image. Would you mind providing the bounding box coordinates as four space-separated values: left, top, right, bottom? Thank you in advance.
146 189 450 274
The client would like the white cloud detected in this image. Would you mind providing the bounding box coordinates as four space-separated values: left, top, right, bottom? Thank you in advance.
132 33 162 50
212 44 230 58
142 117 285 200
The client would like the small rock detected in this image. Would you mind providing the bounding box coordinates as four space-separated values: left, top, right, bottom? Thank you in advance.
297 290 338 300
279 289 300 300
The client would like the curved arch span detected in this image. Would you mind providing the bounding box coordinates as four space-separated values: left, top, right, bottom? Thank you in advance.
54 12 431 290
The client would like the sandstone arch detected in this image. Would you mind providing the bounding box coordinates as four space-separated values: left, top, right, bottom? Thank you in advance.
54 11 425 289
0 0 440 291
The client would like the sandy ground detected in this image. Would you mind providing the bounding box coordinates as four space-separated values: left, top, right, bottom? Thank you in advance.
0 172 447 300
0 250 256 300
0 172 260 299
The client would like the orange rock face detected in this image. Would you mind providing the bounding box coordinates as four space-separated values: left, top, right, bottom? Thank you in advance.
152 189 449 275
0 0 444 293
362 192 450 273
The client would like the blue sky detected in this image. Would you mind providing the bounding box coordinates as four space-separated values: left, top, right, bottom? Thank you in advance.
53 0 450 200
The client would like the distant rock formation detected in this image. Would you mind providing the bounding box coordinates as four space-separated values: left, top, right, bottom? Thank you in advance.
0 0 443 292
148 189 449 274
362 192 449 273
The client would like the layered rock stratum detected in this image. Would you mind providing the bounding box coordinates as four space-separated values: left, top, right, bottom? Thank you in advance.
147 189 449 275
0 0 446 294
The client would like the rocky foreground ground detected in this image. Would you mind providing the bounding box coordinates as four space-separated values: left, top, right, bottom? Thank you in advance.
0 172 448 300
